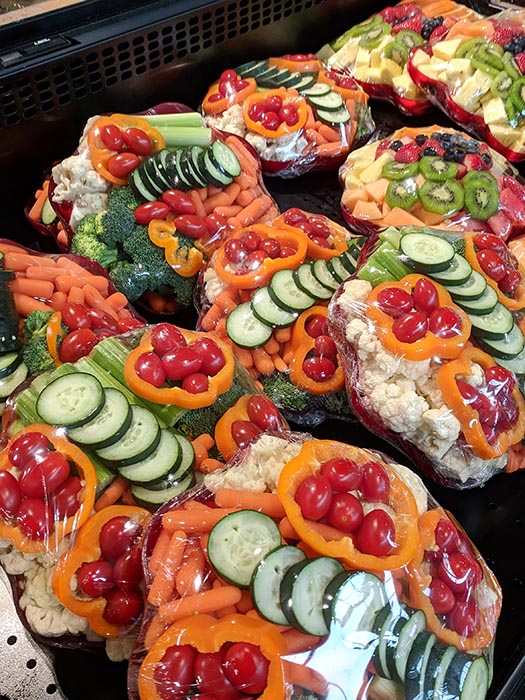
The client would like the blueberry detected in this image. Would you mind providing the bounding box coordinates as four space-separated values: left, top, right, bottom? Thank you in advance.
423 146 438 156
421 16 443 40
452 147 466 162
390 140 403 151
482 153 493 167
443 148 455 161
415 134 428 146
466 141 479 153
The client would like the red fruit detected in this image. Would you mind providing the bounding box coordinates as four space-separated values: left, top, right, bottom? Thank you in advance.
492 27 518 46
395 142 421 163
420 139 445 156
391 16 423 34
500 188 525 224
429 24 448 41
502 175 525 200
463 153 486 171
375 141 392 159
487 210 513 241
515 52 525 74
379 6 395 23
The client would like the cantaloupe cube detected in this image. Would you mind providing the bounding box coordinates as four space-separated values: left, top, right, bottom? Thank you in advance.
364 177 389 202
342 187 371 212
381 207 425 228
352 199 384 220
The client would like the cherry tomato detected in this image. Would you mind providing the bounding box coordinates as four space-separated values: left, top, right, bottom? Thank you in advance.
195 652 240 700
261 112 280 131
477 249 507 282
294 220 313 236
335 75 359 90
499 268 521 296
154 644 198 700
413 278 439 315
258 237 281 259
392 311 428 343
247 395 281 430
192 338 227 376
19 451 70 499
160 189 195 215
50 476 82 519
16 499 51 540
58 329 97 363
278 104 299 126
308 218 330 238
429 578 456 614
457 380 484 409
498 393 519 430
283 208 307 225
77 559 115 597
134 351 166 388
107 151 140 178
8 432 50 469
89 309 119 332
449 599 481 637
231 420 262 449
117 318 144 333
438 551 482 594
243 250 266 272
0 470 22 519
113 547 143 592
305 315 328 338
435 518 459 553
360 461 390 503
61 302 92 331
174 215 208 239
356 509 395 557
162 347 203 381
134 201 170 225
474 233 508 256
248 102 265 122
241 230 261 251
208 92 224 103
99 123 124 151
375 288 414 319
103 588 143 626
294 474 332 521
302 356 336 382
150 323 187 355
181 372 209 394
485 365 515 399
326 492 363 533
122 127 153 156
279 246 296 258
223 642 270 694
224 239 248 264
314 335 337 360
264 95 283 113
220 68 238 82
309 235 331 249
428 307 462 338
99 516 142 562
206 212 227 236
320 457 362 491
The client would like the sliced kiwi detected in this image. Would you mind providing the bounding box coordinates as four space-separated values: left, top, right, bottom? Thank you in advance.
476 42 504 68
419 156 458 182
471 52 501 77
359 22 392 49
491 71 513 99
381 161 419 181
455 36 486 59
385 179 419 210
503 52 521 80
345 13 383 39
384 41 409 66
509 77 525 114
419 179 464 216
395 30 424 51
505 95 522 127
461 170 498 189
463 180 500 220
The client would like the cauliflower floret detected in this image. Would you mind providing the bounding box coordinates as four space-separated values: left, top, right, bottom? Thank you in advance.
205 434 304 493
202 265 228 304
205 105 247 137
369 382 430 435
261 131 309 162
388 462 427 515
244 132 268 154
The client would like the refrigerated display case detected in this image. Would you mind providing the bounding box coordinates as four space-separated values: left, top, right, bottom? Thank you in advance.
2 0 525 699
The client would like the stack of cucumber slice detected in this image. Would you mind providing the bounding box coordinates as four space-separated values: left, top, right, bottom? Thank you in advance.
0 351 27 417
299 82 351 126
236 59 318 91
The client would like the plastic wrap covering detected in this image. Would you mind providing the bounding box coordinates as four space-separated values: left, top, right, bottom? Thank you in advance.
408 10 525 162
195 208 365 424
201 56 375 178
128 434 500 700
328 224 525 488
339 125 525 240
316 0 480 117
25 105 279 314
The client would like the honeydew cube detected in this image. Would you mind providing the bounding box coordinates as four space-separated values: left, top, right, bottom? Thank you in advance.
482 97 509 125
359 151 395 184
391 72 420 99
379 58 403 82
431 38 463 61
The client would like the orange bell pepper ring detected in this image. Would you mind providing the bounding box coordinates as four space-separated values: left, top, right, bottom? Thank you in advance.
406 507 502 651
269 55 322 73
124 328 234 408
46 311 67 366
367 274 472 361
52 505 151 637
243 88 308 139
289 307 345 395
0 424 97 554
148 220 204 278
139 613 287 700
437 345 525 460
213 224 308 289
277 439 420 571
275 215 350 261
202 77 257 116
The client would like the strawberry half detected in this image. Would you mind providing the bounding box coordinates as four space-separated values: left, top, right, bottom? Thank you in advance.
429 24 448 41
395 142 420 163
515 52 525 74
392 15 423 34
375 141 392 159
492 28 519 47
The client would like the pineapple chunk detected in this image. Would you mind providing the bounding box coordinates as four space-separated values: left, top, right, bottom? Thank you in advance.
359 151 395 184
445 58 473 84
391 72 421 99
482 97 509 125
431 38 463 61
453 75 488 112
332 40 359 67
417 62 446 81
353 66 382 83
379 58 403 83
354 47 373 69
410 47 431 67
489 124 525 150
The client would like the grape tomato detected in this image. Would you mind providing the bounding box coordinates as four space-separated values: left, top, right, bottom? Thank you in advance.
305 315 328 338
413 278 439 315
314 335 337 360
302 356 336 382
360 461 390 503
376 288 414 319
195 652 240 700
134 201 170 226
0 470 22 519
294 474 332 521
135 351 166 388
429 578 456 614
154 645 198 700
161 190 195 215
51 476 82 519
223 642 269 695
150 323 187 355
77 560 115 597
320 458 362 491
113 547 143 592
58 328 97 364
103 588 143 626
224 239 248 264
99 516 141 561
89 309 119 332
326 492 363 533
356 509 395 557
435 518 459 553
191 338 226 376
231 420 262 449
62 302 92 331
477 249 507 282
16 498 51 540
283 208 307 226
8 432 51 469
99 124 124 151
428 307 462 338
122 127 153 156
174 215 208 239
246 395 281 430
181 372 209 394
107 152 140 178
18 451 70 499
162 347 203 381
392 311 428 343
449 599 481 637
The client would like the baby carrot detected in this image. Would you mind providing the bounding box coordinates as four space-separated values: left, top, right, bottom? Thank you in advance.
282 629 322 654
25 266 60 281
147 529 187 606
106 292 128 310
162 508 236 534
158 585 242 624
318 123 342 143
274 326 292 343
55 275 108 294
198 458 225 474
235 188 256 208
263 336 280 356
199 304 224 332
148 528 172 576
203 191 231 214
214 488 286 519
10 277 54 299
67 286 84 305
12 293 53 316
235 198 269 227
231 343 254 369
55 256 89 274
144 612 170 650
83 284 118 319
213 205 242 219
315 142 346 157
191 433 214 467
4 252 49 271
50 291 68 311
235 589 254 614
189 190 206 219
252 347 275 376
306 129 328 146
272 354 288 373
28 181 50 221
175 539 206 597
94 476 128 511
214 317 228 338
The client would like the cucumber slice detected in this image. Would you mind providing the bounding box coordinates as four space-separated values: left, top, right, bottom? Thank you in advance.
251 286 299 328
254 66 282 85
475 322 525 359
251 545 307 625
0 360 28 399
261 67 292 87
469 302 514 339
236 60 268 78
308 91 344 112
118 428 182 483
316 106 350 125
328 571 388 635
300 82 331 97
293 264 333 301
96 405 161 467
394 609 427 683
458 285 498 315
208 509 282 587
495 343 525 373
130 471 194 509
226 302 273 348
143 435 194 490
405 631 437 700
280 557 345 636
209 140 241 178
269 269 317 312
424 643 458 699
443 653 489 700
328 256 351 283
429 254 473 286
143 155 170 193
41 198 58 225
36 372 105 428
67 388 132 450
293 73 318 92
400 232 455 273
312 259 340 292
0 351 23 379
449 270 487 301
202 149 233 187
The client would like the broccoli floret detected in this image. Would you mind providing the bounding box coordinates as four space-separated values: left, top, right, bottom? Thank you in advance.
71 214 118 269
21 310 55 375
107 185 141 212
261 373 312 413
321 389 352 417
98 186 140 245
109 261 150 302
175 381 246 441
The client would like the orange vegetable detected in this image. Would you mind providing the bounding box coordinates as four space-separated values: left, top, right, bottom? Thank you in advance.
93 475 129 511
158 586 242 623
45 311 67 366
148 220 204 277
202 77 257 115
214 488 286 520
243 88 308 139
147 529 187 606
269 55 322 72
162 507 236 534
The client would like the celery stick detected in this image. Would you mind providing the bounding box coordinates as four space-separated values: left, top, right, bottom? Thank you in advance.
139 112 204 128
90 453 117 496
378 226 402 248
160 127 213 149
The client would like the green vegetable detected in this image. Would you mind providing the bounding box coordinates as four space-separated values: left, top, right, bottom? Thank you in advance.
261 373 313 413
261 374 352 423
21 310 59 375
70 214 119 269
99 186 140 246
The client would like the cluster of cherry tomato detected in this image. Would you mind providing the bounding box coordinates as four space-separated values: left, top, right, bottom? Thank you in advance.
76 515 144 626
474 233 522 297
229 395 283 451
134 188 197 227
207 69 252 104
424 518 484 638
59 301 144 364
0 432 81 540
224 230 296 270
322 70 360 92
98 123 155 179
375 278 463 344
154 640 270 700
294 456 397 557
247 94 300 130
281 208 335 250
134 323 226 394
457 365 519 444
302 314 339 383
